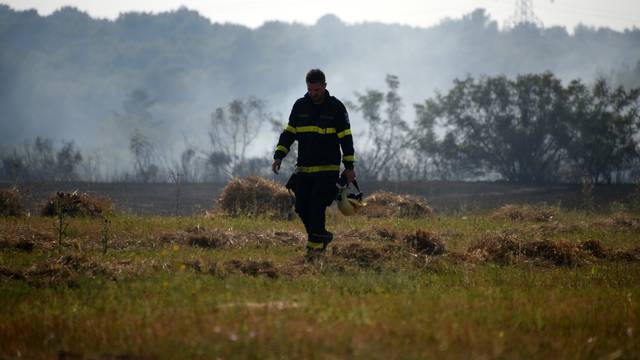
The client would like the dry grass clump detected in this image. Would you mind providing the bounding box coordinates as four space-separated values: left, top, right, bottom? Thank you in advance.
467 232 522 265
161 227 304 249
41 191 115 217
591 212 640 232
360 191 433 218
579 239 606 259
403 230 446 255
224 259 279 278
161 227 233 249
492 204 557 222
199 259 279 278
522 240 579 266
0 224 54 251
0 254 111 287
332 243 388 268
0 187 25 217
468 232 579 266
215 176 292 218
606 212 640 231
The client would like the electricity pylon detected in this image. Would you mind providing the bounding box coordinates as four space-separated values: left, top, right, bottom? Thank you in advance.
504 0 543 28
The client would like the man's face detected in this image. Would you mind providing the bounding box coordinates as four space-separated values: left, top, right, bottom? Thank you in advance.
307 81 327 104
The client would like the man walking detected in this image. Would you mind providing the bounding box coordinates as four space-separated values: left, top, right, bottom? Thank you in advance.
272 69 356 257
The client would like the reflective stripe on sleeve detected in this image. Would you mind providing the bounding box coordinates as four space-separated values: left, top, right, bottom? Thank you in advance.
285 125 296 133
337 129 352 139
276 145 289 154
342 155 356 162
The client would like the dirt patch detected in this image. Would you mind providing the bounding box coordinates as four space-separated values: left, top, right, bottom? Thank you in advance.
217 301 300 311
41 191 115 217
360 191 433 219
58 350 146 360
492 204 557 222
0 186 26 217
607 247 640 261
403 230 446 255
215 176 293 218
375 227 399 241
161 227 233 248
0 266 26 280
221 259 279 278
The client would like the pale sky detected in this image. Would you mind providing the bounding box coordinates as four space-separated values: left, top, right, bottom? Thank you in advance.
3 0 639 31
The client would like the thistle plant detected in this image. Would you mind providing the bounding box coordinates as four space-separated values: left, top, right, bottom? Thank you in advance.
101 216 111 255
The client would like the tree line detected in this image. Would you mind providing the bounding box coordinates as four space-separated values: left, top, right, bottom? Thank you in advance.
2 5 640 153
1 72 638 184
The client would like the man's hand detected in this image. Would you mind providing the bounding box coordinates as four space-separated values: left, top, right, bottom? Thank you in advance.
272 159 282 174
342 168 356 184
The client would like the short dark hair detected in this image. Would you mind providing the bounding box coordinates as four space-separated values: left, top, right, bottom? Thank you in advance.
306 69 326 84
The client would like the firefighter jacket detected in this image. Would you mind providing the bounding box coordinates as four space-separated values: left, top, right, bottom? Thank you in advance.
274 90 355 174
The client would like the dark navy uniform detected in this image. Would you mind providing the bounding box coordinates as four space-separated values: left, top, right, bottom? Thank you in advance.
274 90 355 250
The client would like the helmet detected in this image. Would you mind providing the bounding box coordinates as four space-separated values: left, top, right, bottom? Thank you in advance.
336 180 364 216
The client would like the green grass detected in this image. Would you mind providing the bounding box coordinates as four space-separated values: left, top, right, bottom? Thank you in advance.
1 210 639 359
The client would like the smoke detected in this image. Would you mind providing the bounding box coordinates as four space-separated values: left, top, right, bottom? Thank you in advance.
1 5 639 180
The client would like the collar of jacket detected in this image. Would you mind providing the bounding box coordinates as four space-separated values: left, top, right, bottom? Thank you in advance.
304 89 331 104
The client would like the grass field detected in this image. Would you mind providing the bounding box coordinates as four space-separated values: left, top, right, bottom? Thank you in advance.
1 208 639 359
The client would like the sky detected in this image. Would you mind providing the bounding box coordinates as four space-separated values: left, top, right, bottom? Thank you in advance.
3 0 640 31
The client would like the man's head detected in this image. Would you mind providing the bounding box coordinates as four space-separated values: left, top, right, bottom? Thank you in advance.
306 69 326 104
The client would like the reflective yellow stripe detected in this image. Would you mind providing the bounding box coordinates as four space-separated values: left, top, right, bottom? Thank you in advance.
285 125 296 133
296 126 336 134
337 129 352 139
276 145 289 154
307 241 324 249
343 155 356 162
296 165 341 173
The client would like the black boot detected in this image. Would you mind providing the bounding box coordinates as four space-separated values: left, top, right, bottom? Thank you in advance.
319 232 333 251
305 234 325 261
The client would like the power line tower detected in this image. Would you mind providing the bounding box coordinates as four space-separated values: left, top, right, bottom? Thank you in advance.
504 0 542 28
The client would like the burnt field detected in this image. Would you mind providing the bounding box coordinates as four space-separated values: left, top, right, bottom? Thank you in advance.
1 178 639 358
3 180 636 216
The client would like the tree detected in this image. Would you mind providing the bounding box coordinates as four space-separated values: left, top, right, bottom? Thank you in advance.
0 137 89 182
417 73 570 183
129 129 160 182
564 79 640 183
414 97 480 180
55 141 83 181
208 97 267 178
351 75 411 180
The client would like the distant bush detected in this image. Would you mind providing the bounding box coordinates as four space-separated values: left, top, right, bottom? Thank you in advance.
0 187 25 217
41 191 115 217
360 191 433 218
215 176 292 218
492 204 557 222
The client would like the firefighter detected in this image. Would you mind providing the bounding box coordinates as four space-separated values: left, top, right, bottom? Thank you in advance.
272 69 356 257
